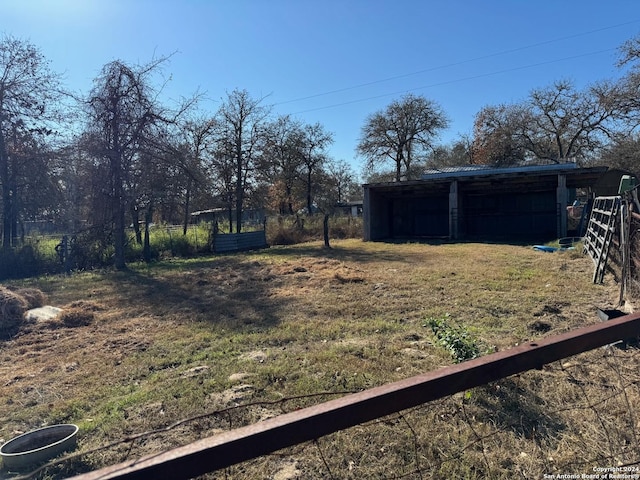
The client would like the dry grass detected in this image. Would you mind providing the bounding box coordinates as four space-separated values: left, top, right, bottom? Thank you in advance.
0 287 31 340
0 239 634 479
7 287 47 309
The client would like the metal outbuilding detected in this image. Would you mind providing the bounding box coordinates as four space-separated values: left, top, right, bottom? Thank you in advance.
363 163 621 243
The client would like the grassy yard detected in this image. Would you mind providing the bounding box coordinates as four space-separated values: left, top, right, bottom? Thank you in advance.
0 239 636 479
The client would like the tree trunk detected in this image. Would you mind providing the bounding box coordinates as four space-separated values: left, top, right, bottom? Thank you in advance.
286 184 294 215
323 213 331 249
113 183 127 269
235 173 243 234
112 149 127 270
131 205 142 245
183 179 191 236
10 191 18 247
1 191 10 250
110 99 127 270
395 147 404 182
143 204 153 263
307 168 313 214
8 169 18 247
0 131 12 251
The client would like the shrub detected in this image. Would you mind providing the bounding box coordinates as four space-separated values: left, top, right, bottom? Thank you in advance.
0 244 56 279
426 316 482 363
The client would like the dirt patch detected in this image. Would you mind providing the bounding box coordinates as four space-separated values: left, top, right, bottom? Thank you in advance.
241 350 268 363
529 320 552 333
401 347 430 359
273 460 301 480
228 372 253 383
209 384 255 405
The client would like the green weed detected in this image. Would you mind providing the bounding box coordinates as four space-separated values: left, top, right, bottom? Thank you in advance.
426 315 482 363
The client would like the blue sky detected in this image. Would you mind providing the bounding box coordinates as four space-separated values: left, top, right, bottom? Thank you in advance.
2 0 640 176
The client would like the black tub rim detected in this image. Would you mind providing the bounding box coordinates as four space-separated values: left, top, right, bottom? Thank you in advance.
0 423 78 469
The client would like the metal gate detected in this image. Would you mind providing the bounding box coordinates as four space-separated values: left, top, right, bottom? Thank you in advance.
583 196 620 283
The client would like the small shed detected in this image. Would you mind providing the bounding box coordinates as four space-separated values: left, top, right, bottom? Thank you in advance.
363 163 615 243
335 200 363 217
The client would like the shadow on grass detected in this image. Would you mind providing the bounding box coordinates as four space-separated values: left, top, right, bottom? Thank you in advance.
100 238 474 333
470 378 565 442
34 238 503 334
96 241 412 333
264 240 437 265
107 256 286 332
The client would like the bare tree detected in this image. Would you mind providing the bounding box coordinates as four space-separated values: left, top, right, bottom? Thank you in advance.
178 116 217 234
210 140 236 232
260 115 305 215
615 34 640 130
357 94 449 182
327 158 358 204
471 104 528 166
599 134 640 177
85 58 171 269
0 35 63 250
428 137 474 168
300 122 333 214
523 80 617 164
472 81 620 166
215 89 269 233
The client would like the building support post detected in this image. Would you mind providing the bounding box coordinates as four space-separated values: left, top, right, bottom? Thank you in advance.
557 174 568 239
449 180 459 240
363 186 371 241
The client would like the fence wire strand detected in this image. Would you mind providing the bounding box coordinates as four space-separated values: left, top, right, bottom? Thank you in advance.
9 345 640 480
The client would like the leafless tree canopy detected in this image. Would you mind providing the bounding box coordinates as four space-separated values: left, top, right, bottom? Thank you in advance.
3 31 640 270
357 94 449 181
472 79 632 167
0 35 63 250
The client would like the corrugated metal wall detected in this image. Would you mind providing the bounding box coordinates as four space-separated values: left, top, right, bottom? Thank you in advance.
213 231 268 253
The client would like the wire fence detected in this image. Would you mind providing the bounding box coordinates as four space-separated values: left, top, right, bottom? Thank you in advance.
14 332 640 480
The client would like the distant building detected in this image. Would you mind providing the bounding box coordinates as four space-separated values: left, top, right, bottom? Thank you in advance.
191 208 265 226
335 200 363 217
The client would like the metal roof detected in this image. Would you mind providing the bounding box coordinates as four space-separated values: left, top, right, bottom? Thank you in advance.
420 162 578 180
364 164 609 194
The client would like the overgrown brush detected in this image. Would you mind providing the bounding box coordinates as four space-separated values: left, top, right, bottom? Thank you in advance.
266 214 362 245
0 216 360 278
0 243 59 279
126 224 213 261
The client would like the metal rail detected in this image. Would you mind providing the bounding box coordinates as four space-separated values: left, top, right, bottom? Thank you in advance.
70 312 640 480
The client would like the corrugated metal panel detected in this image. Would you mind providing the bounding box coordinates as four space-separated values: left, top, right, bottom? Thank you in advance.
214 231 268 253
